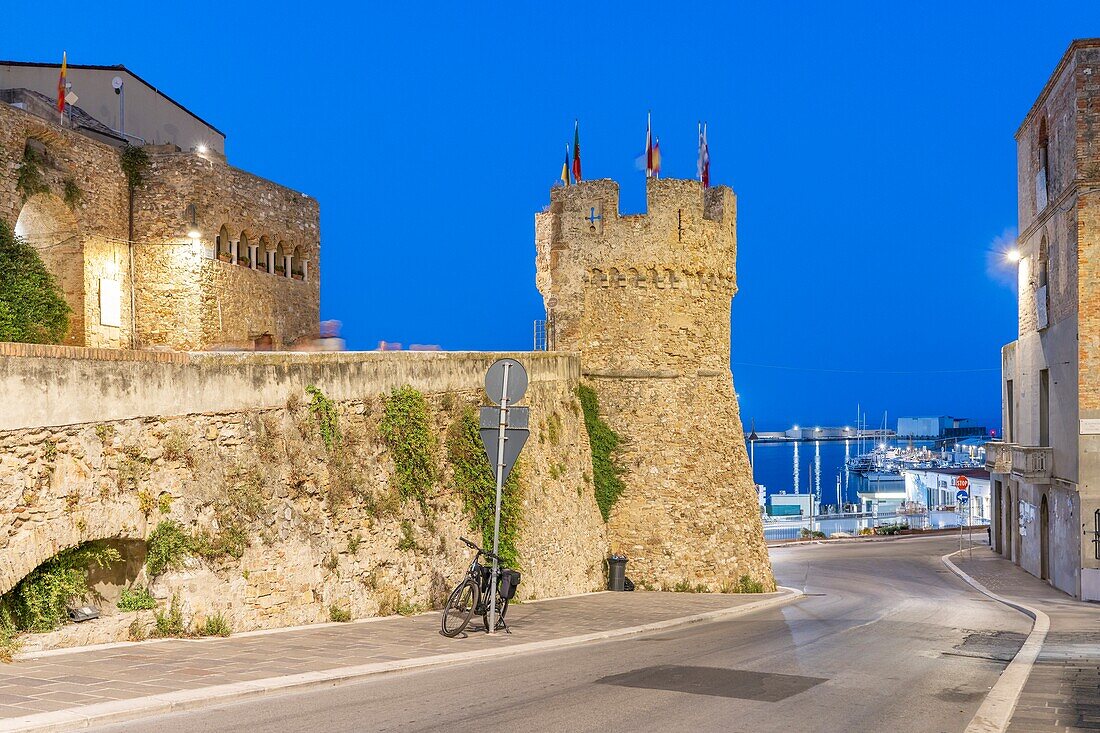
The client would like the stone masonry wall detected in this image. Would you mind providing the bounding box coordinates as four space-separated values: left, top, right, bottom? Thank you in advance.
0 101 134 349
133 153 320 350
535 177 774 591
0 347 607 649
0 98 318 352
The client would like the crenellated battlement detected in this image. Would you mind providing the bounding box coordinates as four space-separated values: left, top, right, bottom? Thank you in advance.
531 174 772 591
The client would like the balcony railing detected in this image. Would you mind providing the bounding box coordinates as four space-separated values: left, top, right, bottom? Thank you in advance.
986 442 1052 483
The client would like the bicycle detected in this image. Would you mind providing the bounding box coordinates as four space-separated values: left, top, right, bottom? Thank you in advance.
441 537 521 637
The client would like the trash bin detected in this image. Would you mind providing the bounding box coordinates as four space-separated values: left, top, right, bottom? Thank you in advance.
607 554 628 591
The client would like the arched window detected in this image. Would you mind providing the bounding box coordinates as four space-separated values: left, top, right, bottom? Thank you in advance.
256 236 270 272
1036 117 1050 210
275 242 286 276
237 232 250 267
292 246 305 279
216 225 231 261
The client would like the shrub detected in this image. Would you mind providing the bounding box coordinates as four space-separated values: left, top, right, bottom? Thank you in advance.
329 604 351 622
397 519 421 553
0 220 70 344
0 542 120 632
799 528 826 539
306 385 341 451
858 527 875 536
445 407 522 568
152 595 188 638
380 386 438 506
576 384 625 522
199 613 231 637
117 587 157 612
875 523 909 536
145 520 192 576
722 575 767 594
0 611 21 662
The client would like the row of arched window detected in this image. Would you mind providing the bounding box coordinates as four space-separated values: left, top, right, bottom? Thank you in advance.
212 225 309 281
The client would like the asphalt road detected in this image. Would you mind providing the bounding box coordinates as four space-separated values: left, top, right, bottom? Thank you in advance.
90 536 1029 733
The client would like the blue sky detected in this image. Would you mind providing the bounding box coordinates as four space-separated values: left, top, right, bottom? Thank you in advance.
7 1 1099 430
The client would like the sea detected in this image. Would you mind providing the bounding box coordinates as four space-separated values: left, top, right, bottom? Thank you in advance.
748 438 875 510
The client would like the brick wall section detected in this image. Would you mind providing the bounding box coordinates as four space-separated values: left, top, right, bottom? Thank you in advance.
535 177 774 591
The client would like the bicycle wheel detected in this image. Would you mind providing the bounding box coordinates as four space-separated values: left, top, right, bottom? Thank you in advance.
482 590 509 632
441 579 478 637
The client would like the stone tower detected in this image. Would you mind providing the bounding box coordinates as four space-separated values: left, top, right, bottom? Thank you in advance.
535 177 774 590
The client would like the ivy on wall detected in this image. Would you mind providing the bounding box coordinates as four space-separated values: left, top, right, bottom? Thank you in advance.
0 221 70 344
306 385 341 451
380 386 438 508
119 144 149 191
15 144 48 201
577 383 626 522
445 407 522 569
0 542 121 633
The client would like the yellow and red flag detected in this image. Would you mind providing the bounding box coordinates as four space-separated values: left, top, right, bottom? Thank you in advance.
561 145 571 186
56 52 67 113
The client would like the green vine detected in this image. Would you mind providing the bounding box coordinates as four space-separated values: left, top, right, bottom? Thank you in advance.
445 407 522 568
577 383 625 522
15 143 49 201
0 542 121 632
306 386 341 451
119 144 149 191
62 178 83 209
0 220 70 344
380 386 438 507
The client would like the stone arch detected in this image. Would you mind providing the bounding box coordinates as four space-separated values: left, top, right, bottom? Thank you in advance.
237 230 251 266
291 245 305 279
275 241 288 276
216 225 232 260
590 268 607 287
256 235 270 272
15 192 83 345
0 498 146 597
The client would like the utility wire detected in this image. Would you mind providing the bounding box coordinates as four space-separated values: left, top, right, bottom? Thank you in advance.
731 361 999 375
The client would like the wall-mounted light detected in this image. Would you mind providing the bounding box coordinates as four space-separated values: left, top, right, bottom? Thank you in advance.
185 204 200 240
196 144 208 155
1005 249 1021 263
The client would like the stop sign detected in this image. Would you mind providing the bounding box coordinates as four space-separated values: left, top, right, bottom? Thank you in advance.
955 475 970 491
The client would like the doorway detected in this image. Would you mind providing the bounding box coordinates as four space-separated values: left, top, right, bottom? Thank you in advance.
1040 494 1050 581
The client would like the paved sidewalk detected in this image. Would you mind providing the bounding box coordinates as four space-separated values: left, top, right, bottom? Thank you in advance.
0 589 795 731
955 549 1100 732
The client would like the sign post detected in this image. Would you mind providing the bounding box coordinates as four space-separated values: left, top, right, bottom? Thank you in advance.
955 475 970 556
480 359 529 634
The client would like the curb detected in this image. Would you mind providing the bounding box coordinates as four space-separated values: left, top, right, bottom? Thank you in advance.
941 551 1049 733
0 587 803 732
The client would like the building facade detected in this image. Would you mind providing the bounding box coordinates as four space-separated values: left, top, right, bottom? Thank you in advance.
988 39 1100 599
535 177 774 590
1 65 319 351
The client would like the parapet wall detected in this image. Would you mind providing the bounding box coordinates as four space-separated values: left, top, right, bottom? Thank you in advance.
0 346 607 647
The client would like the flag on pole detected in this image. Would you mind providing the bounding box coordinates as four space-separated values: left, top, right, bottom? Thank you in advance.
652 136 661 178
560 144 571 187
698 122 710 188
572 120 582 183
56 51 67 114
645 112 654 177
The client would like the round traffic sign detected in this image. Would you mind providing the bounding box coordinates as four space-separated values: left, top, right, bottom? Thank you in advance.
956 489 969 505
484 358 528 405
955 475 969 491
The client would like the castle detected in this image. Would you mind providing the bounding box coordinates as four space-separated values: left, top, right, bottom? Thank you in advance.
535 177 774 590
0 61 319 351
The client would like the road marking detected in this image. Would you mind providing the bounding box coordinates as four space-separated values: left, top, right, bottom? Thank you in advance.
0 588 803 733
941 551 1049 733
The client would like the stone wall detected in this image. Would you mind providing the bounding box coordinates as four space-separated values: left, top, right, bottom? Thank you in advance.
0 101 133 349
535 178 773 591
0 98 318 352
133 153 320 350
0 347 608 647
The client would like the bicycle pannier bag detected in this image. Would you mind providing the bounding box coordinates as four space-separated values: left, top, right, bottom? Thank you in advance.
500 569 521 600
